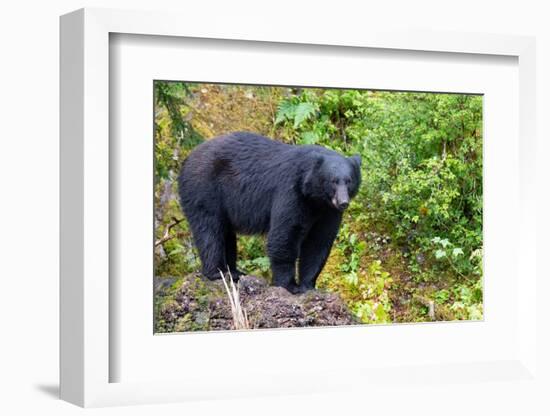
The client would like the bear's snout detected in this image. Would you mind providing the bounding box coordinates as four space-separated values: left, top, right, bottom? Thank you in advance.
338 200 349 210
332 186 350 211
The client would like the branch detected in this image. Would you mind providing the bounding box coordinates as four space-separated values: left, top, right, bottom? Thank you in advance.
155 217 184 247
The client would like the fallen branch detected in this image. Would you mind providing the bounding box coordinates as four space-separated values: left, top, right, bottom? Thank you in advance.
412 294 436 321
155 217 184 247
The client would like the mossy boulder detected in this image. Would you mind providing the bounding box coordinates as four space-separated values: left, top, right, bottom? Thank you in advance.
155 274 357 332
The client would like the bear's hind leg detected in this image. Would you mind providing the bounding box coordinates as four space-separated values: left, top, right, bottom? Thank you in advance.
188 214 227 281
224 229 244 280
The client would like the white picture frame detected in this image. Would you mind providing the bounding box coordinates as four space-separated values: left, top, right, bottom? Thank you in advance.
60 7 539 408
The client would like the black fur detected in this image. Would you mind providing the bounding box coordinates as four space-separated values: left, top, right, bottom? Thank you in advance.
178 132 361 294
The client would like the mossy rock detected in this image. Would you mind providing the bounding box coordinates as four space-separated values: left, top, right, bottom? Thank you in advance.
155 274 357 332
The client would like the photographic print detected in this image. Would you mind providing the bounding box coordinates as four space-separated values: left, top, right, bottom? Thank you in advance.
153 82 483 333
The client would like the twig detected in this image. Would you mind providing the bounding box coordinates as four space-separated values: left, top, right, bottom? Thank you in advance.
413 294 436 321
155 217 184 247
219 269 250 330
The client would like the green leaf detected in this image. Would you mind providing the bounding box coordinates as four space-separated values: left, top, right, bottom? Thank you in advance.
439 238 450 248
168 246 184 256
275 100 295 124
452 247 464 257
345 272 358 286
293 102 316 128
434 289 450 304
435 249 447 259
300 131 318 145
377 305 390 322
251 256 271 270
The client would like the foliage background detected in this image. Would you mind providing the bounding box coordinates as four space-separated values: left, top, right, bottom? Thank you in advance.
154 81 483 326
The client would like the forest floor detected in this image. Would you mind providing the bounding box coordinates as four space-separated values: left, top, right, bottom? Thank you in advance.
155 274 358 332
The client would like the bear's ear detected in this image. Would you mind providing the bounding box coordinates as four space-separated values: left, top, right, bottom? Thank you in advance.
313 155 324 170
349 154 362 196
350 154 362 178
301 155 324 196
350 154 362 169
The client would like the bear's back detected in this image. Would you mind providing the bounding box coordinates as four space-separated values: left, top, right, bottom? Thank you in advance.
178 132 299 234
181 132 292 179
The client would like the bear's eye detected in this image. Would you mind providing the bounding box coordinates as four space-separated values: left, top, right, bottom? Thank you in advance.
345 178 351 185
332 179 338 185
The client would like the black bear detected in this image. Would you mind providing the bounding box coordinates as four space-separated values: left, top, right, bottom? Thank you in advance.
178 132 361 294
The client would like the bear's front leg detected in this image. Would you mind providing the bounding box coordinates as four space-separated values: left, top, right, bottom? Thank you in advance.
270 260 300 293
298 213 342 292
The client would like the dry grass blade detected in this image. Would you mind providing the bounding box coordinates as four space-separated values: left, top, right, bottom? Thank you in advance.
219 269 250 330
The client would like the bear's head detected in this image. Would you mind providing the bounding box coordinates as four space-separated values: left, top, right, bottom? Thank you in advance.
302 152 362 211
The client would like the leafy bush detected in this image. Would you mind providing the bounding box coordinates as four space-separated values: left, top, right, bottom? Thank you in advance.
154 82 483 323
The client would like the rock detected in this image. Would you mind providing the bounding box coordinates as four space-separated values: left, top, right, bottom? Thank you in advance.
155 274 357 332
